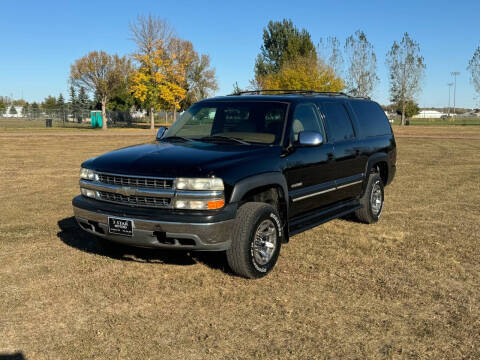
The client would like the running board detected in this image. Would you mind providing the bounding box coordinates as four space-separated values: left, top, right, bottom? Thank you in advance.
289 200 362 236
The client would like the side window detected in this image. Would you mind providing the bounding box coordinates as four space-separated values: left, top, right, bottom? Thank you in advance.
319 102 355 142
349 100 392 137
291 103 324 142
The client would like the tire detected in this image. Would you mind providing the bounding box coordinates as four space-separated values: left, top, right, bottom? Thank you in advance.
354 173 384 224
226 202 283 279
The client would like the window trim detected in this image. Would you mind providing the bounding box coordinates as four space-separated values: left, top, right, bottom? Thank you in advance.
290 102 327 143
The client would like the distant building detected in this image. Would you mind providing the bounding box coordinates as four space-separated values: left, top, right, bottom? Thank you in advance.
2 106 23 118
412 110 447 119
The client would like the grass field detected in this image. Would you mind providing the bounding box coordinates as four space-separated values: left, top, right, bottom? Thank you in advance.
0 126 479 359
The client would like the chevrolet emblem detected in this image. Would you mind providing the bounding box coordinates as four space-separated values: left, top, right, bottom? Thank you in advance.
117 186 136 196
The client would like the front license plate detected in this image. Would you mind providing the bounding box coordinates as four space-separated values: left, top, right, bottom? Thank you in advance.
108 217 133 237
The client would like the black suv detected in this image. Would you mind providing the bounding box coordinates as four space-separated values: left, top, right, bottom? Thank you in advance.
73 90 396 278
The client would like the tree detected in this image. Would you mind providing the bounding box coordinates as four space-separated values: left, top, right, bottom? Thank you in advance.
254 19 316 79
386 33 426 125
130 14 175 129
69 86 79 120
31 102 40 118
395 100 419 119
131 48 187 125
232 82 244 95
344 30 378 97
0 98 6 115
317 36 344 77
57 93 66 122
43 95 57 116
77 87 90 109
9 105 17 115
467 45 480 102
70 51 132 129
22 103 29 118
168 38 218 110
260 56 344 92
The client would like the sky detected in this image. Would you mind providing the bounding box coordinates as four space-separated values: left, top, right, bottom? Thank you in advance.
1 0 479 108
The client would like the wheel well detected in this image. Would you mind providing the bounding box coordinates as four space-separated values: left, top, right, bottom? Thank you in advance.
373 161 388 185
241 185 288 240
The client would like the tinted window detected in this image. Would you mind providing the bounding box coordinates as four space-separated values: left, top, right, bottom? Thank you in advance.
291 103 324 142
319 102 355 142
350 101 392 137
166 101 288 144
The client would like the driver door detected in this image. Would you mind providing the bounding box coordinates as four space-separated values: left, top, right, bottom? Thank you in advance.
284 103 336 217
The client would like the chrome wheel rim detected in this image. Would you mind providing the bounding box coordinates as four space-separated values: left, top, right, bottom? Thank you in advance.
370 180 383 216
252 219 277 266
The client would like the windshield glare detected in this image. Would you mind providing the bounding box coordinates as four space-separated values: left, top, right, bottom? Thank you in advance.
164 101 288 144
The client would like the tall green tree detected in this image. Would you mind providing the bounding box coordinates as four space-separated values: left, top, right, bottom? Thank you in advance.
77 87 90 109
57 93 66 122
31 102 40 118
386 33 426 125
254 19 317 79
344 30 378 97
43 96 57 116
467 45 480 102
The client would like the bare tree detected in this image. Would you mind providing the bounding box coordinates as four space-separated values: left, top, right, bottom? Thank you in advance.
386 33 426 125
467 45 480 103
70 51 132 130
130 14 175 129
344 30 378 97
317 36 344 77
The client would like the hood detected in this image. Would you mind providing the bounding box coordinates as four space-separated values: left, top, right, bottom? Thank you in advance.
83 141 280 178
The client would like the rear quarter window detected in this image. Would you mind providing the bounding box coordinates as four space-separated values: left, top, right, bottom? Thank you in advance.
350 101 392 137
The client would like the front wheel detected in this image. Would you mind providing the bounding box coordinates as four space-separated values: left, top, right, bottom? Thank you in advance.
354 173 384 224
226 202 282 278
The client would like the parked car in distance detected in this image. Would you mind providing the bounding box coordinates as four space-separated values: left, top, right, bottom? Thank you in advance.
73 90 396 278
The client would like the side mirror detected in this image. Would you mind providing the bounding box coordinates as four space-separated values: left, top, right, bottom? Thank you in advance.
297 131 323 147
156 126 168 140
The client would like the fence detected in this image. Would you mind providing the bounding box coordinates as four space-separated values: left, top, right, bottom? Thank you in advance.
2 107 177 128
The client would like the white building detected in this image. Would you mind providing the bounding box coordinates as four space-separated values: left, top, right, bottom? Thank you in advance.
412 110 447 119
2 106 23 117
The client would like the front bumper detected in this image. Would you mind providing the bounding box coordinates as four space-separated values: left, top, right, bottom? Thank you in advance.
72 196 234 251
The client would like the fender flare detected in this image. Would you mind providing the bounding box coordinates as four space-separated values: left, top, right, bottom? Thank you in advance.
230 172 290 241
361 153 388 196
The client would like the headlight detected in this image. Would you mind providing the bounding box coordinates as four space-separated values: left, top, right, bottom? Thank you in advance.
80 168 97 181
175 177 224 191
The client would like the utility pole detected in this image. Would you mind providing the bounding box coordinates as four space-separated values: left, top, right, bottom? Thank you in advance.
451 72 460 117
447 82 453 117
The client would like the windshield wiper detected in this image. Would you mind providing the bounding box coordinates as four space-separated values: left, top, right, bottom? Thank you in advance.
197 135 251 145
159 136 192 142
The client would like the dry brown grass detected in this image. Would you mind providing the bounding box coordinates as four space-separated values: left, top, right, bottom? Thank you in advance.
0 128 479 359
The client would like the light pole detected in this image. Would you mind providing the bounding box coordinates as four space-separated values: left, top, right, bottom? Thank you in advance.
447 82 453 117
451 72 460 116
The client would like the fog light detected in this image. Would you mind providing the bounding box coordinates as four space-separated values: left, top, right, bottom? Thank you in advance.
81 188 96 198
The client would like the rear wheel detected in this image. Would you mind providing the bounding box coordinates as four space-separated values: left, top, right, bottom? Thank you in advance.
226 202 282 278
354 173 384 224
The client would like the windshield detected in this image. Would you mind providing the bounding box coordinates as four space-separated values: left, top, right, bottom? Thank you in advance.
164 101 288 145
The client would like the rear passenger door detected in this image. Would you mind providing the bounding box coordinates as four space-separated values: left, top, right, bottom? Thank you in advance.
317 101 364 201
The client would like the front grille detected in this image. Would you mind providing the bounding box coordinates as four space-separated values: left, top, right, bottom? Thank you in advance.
97 190 171 208
98 174 173 189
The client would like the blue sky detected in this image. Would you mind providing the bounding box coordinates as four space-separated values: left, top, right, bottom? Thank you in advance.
1 0 479 108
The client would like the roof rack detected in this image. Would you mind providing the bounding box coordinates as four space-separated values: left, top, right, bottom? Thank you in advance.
228 89 370 99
